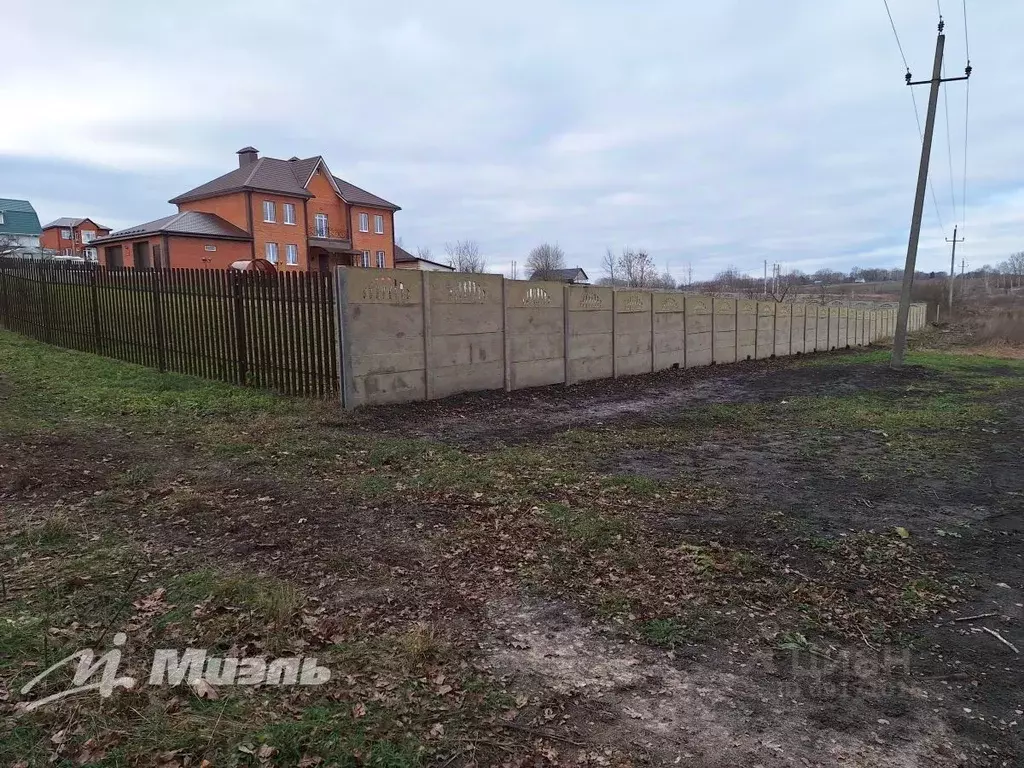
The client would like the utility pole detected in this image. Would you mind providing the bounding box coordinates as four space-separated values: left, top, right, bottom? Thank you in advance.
946 224 963 312
891 18 971 369
763 260 768 297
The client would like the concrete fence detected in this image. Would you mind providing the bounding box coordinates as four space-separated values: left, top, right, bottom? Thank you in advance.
336 269 927 409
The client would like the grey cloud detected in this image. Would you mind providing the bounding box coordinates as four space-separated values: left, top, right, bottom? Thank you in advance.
1 0 1021 281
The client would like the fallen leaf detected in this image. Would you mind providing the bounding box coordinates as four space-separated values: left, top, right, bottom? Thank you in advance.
894 526 910 539
191 678 219 700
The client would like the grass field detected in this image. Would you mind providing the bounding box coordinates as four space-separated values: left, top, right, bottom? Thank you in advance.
2 326 1023 766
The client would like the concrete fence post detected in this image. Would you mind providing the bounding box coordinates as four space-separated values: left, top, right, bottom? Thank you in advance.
611 289 619 378
734 300 740 362
333 267 354 410
502 276 511 392
563 284 571 386
422 271 433 400
650 291 656 372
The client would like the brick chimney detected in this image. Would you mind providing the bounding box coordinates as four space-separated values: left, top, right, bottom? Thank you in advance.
236 146 259 167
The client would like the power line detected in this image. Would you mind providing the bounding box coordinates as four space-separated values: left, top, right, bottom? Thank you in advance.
961 0 971 245
882 0 948 237
942 65 957 222
962 78 970 235
911 89 948 237
962 0 971 61
882 0 910 71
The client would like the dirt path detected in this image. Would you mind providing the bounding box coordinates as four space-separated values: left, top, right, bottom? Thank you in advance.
3 336 1023 766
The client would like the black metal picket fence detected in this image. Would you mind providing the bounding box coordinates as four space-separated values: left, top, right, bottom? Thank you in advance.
0 259 338 398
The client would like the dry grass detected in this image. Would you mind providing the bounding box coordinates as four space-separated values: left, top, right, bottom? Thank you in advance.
973 309 1024 344
956 342 1024 360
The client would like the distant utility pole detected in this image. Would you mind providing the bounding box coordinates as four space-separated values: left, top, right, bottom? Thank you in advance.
763 260 768 297
946 224 964 311
891 17 971 369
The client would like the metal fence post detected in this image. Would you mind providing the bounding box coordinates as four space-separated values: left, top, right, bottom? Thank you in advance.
37 261 53 344
152 269 166 372
89 267 102 354
231 270 248 385
0 261 9 328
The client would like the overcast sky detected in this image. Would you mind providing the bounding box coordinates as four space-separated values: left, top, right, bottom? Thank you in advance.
1 1 1020 281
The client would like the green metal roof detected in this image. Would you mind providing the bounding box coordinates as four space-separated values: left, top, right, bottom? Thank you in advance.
0 199 42 236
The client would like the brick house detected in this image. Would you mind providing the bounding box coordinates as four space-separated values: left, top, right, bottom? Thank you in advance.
92 147 401 271
40 218 112 261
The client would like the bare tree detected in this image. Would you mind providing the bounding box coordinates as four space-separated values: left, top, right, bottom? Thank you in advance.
767 274 793 302
618 248 656 288
651 270 676 290
525 242 566 280
1007 252 1024 289
445 240 486 273
417 246 434 261
601 248 619 286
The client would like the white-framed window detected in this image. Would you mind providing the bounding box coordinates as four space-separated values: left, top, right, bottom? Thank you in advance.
358 213 369 232
62 248 71 256
374 215 384 235
81 230 95 243
361 250 370 268
286 244 299 265
314 213 328 238
265 242 279 263
263 201 276 222
85 248 97 262
60 228 72 239
376 250 385 268
283 203 296 225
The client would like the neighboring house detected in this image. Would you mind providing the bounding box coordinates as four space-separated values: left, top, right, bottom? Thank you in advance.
40 217 112 261
530 267 589 284
0 198 43 258
394 245 454 272
92 147 401 271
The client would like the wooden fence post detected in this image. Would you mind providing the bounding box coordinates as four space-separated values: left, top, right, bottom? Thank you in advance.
231 270 248 386
152 269 166 372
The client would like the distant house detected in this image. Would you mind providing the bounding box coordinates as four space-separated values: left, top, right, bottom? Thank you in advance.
92 146 401 271
0 199 43 258
530 266 589 284
394 245 454 272
40 217 112 262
